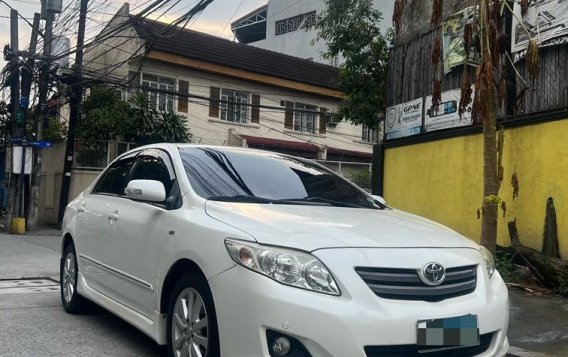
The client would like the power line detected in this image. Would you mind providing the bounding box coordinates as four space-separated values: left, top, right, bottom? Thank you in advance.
81 71 369 146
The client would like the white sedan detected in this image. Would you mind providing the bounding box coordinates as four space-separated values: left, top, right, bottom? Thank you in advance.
60 144 509 357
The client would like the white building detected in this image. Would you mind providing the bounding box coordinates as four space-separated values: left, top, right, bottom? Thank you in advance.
232 0 395 66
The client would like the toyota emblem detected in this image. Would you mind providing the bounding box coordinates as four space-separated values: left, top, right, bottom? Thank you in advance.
421 262 446 286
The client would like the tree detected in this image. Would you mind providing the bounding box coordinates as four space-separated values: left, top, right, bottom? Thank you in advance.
126 92 192 145
79 86 192 145
80 85 130 140
314 0 391 129
421 0 538 254
126 91 160 145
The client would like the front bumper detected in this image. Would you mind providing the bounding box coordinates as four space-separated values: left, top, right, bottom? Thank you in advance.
209 248 509 357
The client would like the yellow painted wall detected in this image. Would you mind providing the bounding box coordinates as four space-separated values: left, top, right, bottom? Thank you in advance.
384 119 568 258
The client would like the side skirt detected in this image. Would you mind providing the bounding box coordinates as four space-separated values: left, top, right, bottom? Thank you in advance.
76 272 168 345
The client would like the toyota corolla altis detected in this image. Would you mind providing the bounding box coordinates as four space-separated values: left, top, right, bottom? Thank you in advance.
60 144 509 357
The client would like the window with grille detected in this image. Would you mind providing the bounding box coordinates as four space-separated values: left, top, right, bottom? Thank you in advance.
362 124 378 142
293 102 317 133
142 74 175 112
275 11 316 36
220 89 250 124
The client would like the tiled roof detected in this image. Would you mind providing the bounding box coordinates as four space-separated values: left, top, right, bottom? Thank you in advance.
130 16 340 90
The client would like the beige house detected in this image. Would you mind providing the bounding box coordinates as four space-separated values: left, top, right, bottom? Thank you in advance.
86 3 375 157
39 3 376 224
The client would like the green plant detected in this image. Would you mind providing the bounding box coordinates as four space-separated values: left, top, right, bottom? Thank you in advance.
158 111 193 143
349 170 371 189
43 119 67 143
314 0 391 129
79 86 192 146
80 86 130 141
495 251 516 283
556 269 568 297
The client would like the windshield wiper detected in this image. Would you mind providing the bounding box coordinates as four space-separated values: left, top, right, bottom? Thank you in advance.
279 197 366 208
208 195 370 208
207 195 275 203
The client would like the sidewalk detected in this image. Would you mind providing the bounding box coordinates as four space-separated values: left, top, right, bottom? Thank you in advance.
0 231 61 281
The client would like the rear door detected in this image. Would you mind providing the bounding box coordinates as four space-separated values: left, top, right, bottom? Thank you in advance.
104 149 181 317
77 153 138 294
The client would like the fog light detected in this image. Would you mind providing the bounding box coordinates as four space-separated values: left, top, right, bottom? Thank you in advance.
272 337 291 356
266 329 312 357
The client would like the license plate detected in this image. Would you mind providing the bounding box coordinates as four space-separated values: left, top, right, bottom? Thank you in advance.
417 314 479 347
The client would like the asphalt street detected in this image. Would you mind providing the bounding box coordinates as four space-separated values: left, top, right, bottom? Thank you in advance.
0 231 564 357
0 232 164 357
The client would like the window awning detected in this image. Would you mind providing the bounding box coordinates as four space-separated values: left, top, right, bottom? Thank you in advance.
241 135 320 153
327 147 373 159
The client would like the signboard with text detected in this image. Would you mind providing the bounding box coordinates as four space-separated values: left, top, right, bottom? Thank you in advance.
425 88 474 132
385 98 423 140
512 0 568 60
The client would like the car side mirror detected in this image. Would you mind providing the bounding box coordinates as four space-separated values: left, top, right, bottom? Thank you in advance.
125 180 166 203
371 195 386 205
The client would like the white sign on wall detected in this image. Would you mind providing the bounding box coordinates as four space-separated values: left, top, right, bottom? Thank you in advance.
385 98 423 140
424 88 474 132
11 147 33 175
512 0 568 60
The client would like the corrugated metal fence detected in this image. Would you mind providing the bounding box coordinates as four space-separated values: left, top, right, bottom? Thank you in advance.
387 31 568 118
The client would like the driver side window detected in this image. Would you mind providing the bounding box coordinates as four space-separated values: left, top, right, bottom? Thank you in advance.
93 156 137 196
129 150 176 198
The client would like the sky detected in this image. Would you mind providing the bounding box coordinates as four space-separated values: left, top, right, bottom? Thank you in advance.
0 0 268 70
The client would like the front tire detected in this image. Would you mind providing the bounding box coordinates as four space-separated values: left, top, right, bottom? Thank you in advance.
167 273 220 357
60 243 89 313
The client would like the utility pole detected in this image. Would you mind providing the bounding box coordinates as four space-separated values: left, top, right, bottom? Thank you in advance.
28 7 54 230
7 9 24 234
58 0 88 223
13 13 41 232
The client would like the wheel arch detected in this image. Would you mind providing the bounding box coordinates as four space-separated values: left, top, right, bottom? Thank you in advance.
160 259 208 314
61 233 74 256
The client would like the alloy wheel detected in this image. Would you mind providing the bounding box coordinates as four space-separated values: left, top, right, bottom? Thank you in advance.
62 251 76 303
172 287 209 357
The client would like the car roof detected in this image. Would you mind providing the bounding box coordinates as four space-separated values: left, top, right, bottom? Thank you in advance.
120 143 297 160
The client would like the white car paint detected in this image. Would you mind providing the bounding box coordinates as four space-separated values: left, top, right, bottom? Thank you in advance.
62 143 509 357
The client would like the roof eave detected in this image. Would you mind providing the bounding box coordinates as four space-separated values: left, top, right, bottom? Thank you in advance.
146 50 343 99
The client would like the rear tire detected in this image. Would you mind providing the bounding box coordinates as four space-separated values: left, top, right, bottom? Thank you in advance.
167 272 220 357
60 243 90 313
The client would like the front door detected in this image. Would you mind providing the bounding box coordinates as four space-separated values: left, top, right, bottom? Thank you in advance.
103 149 180 318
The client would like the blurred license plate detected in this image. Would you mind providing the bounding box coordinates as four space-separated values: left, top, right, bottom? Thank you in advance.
417 314 479 347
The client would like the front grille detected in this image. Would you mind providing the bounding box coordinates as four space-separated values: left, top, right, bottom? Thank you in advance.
355 265 477 302
364 332 494 357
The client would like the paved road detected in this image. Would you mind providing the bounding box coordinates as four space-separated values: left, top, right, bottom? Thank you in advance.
0 233 164 357
0 232 563 356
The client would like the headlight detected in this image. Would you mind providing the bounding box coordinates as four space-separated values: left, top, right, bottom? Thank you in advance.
225 239 340 296
479 246 496 279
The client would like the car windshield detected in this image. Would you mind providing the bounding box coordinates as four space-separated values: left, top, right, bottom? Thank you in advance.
179 147 381 209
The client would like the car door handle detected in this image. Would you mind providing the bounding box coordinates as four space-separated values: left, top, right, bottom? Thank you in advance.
78 206 85 214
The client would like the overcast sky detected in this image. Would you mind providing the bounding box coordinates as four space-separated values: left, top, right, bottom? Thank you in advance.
0 0 267 69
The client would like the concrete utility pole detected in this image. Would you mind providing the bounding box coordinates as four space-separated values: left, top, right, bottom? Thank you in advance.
28 8 55 230
12 13 41 233
7 9 25 234
58 0 88 223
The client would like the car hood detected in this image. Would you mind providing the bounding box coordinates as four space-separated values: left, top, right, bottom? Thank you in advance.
205 201 478 251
